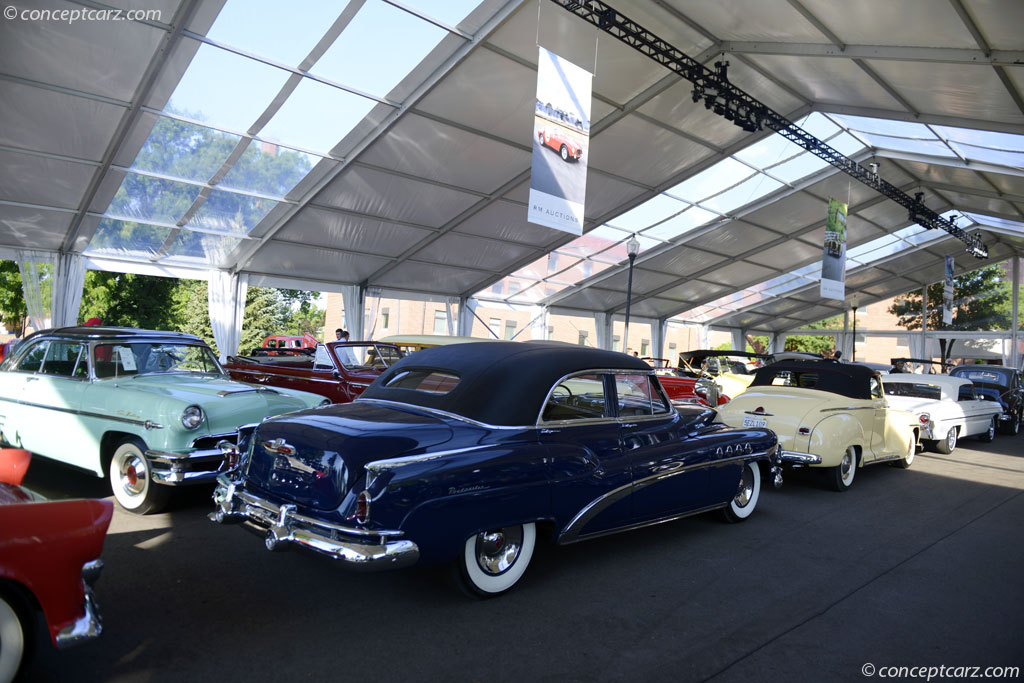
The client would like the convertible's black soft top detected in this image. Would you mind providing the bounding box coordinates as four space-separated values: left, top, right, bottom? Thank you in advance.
361 341 650 426
749 360 877 399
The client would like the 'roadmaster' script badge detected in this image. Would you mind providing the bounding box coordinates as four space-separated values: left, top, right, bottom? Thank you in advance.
262 438 296 456
716 443 754 456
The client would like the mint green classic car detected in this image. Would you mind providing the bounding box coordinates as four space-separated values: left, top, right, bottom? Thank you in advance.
0 327 328 513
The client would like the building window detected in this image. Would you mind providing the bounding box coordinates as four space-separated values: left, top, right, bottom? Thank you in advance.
612 335 621 352
547 325 554 340
578 330 589 346
381 307 390 330
433 310 447 334
509 281 521 295
504 321 517 340
489 318 501 339
640 339 649 356
669 343 677 352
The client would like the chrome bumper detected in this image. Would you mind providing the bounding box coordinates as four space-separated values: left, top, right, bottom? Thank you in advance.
209 475 419 571
145 447 226 485
779 450 822 466
56 560 103 649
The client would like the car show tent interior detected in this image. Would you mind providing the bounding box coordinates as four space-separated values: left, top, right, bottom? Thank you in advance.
0 0 1022 365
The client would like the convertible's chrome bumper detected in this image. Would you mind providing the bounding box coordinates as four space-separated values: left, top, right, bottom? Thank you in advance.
56 560 103 649
779 450 822 466
209 475 419 571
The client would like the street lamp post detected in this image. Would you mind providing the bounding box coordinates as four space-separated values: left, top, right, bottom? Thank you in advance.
623 234 640 353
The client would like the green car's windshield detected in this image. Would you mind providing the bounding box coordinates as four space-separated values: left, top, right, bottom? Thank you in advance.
94 343 224 378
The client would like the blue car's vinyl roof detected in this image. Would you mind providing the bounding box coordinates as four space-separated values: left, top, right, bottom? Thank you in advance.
361 341 650 426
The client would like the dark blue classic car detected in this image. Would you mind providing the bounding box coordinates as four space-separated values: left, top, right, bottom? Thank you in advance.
949 365 1023 435
211 342 780 596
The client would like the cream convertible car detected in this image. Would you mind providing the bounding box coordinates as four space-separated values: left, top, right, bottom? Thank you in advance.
717 360 920 491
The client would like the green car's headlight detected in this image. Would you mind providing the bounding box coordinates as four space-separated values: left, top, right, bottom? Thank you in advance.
181 405 204 430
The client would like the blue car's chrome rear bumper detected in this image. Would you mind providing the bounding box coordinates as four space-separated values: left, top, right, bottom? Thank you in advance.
209 475 419 571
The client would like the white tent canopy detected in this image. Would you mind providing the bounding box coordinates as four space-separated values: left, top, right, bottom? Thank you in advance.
1 0 1021 358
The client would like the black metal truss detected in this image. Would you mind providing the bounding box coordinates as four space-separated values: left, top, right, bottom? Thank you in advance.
550 0 989 259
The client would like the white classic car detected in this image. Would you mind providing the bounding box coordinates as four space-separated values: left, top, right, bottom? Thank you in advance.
882 373 1000 454
717 360 920 491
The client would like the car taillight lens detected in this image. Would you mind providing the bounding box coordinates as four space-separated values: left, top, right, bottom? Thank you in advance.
718 394 730 405
798 427 810 435
355 491 370 524
919 413 930 424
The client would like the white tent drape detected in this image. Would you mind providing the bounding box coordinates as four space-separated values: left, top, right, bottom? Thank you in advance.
16 250 52 332
340 285 362 340
208 271 248 362
52 252 87 328
593 312 610 349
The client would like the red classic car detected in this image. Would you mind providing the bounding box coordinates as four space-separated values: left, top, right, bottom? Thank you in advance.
537 127 583 162
0 449 112 681
223 341 403 404
252 333 319 356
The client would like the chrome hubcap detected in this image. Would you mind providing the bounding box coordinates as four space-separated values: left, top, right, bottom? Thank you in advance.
841 451 854 482
734 467 754 507
475 526 523 576
948 429 957 450
118 454 147 496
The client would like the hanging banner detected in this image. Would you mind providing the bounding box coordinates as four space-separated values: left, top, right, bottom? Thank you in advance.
820 198 848 300
943 255 954 325
528 47 592 236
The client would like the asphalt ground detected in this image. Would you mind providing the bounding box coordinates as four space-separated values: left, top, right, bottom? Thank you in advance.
21 432 1024 683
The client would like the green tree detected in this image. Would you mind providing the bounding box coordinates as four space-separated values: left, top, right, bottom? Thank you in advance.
239 287 290 355
79 271 181 329
0 261 27 334
889 263 1011 361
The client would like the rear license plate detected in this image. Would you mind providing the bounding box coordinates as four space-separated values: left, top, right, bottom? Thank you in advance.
742 416 767 429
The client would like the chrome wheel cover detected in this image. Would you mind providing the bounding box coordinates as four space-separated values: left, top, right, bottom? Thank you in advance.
734 466 755 508
946 428 957 452
840 449 855 484
116 451 147 497
474 526 524 576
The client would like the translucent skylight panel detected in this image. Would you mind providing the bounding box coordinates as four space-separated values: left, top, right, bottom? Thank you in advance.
185 191 277 234
762 273 812 298
86 219 173 258
948 144 1024 169
667 157 754 203
846 236 908 264
796 112 842 140
699 174 784 215
965 213 1024 233
859 133 956 157
734 133 803 169
608 194 690 232
828 132 867 157
107 175 201 225
310 0 447 99
399 0 484 26
847 234 899 262
131 117 238 184
642 206 718 241
206 0 342 67
674 304 720 323
934 126 1024 152
258 78 376 154
167 43 291 132
219 143 320 198
833 114 931 139
768 152 831 184
162 232 245 266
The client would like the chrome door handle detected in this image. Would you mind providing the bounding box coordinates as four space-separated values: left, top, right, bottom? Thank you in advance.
621 423 637 428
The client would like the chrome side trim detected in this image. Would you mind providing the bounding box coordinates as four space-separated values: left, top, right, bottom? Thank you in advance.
356 398 528 430
820 406 874 412
559 450 770 543
563 503 729 545
744 410 773 416
779 450 822 465
0 396 163 429
144 448 226 485
365 445 484 475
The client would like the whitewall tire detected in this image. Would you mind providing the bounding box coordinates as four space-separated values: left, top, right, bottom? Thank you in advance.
0 593 27 683
829 446 857 492
723 461 760 522
109 438 169 515
457 523 536 597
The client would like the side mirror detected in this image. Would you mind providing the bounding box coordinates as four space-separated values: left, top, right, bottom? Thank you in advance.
332 370 341 379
